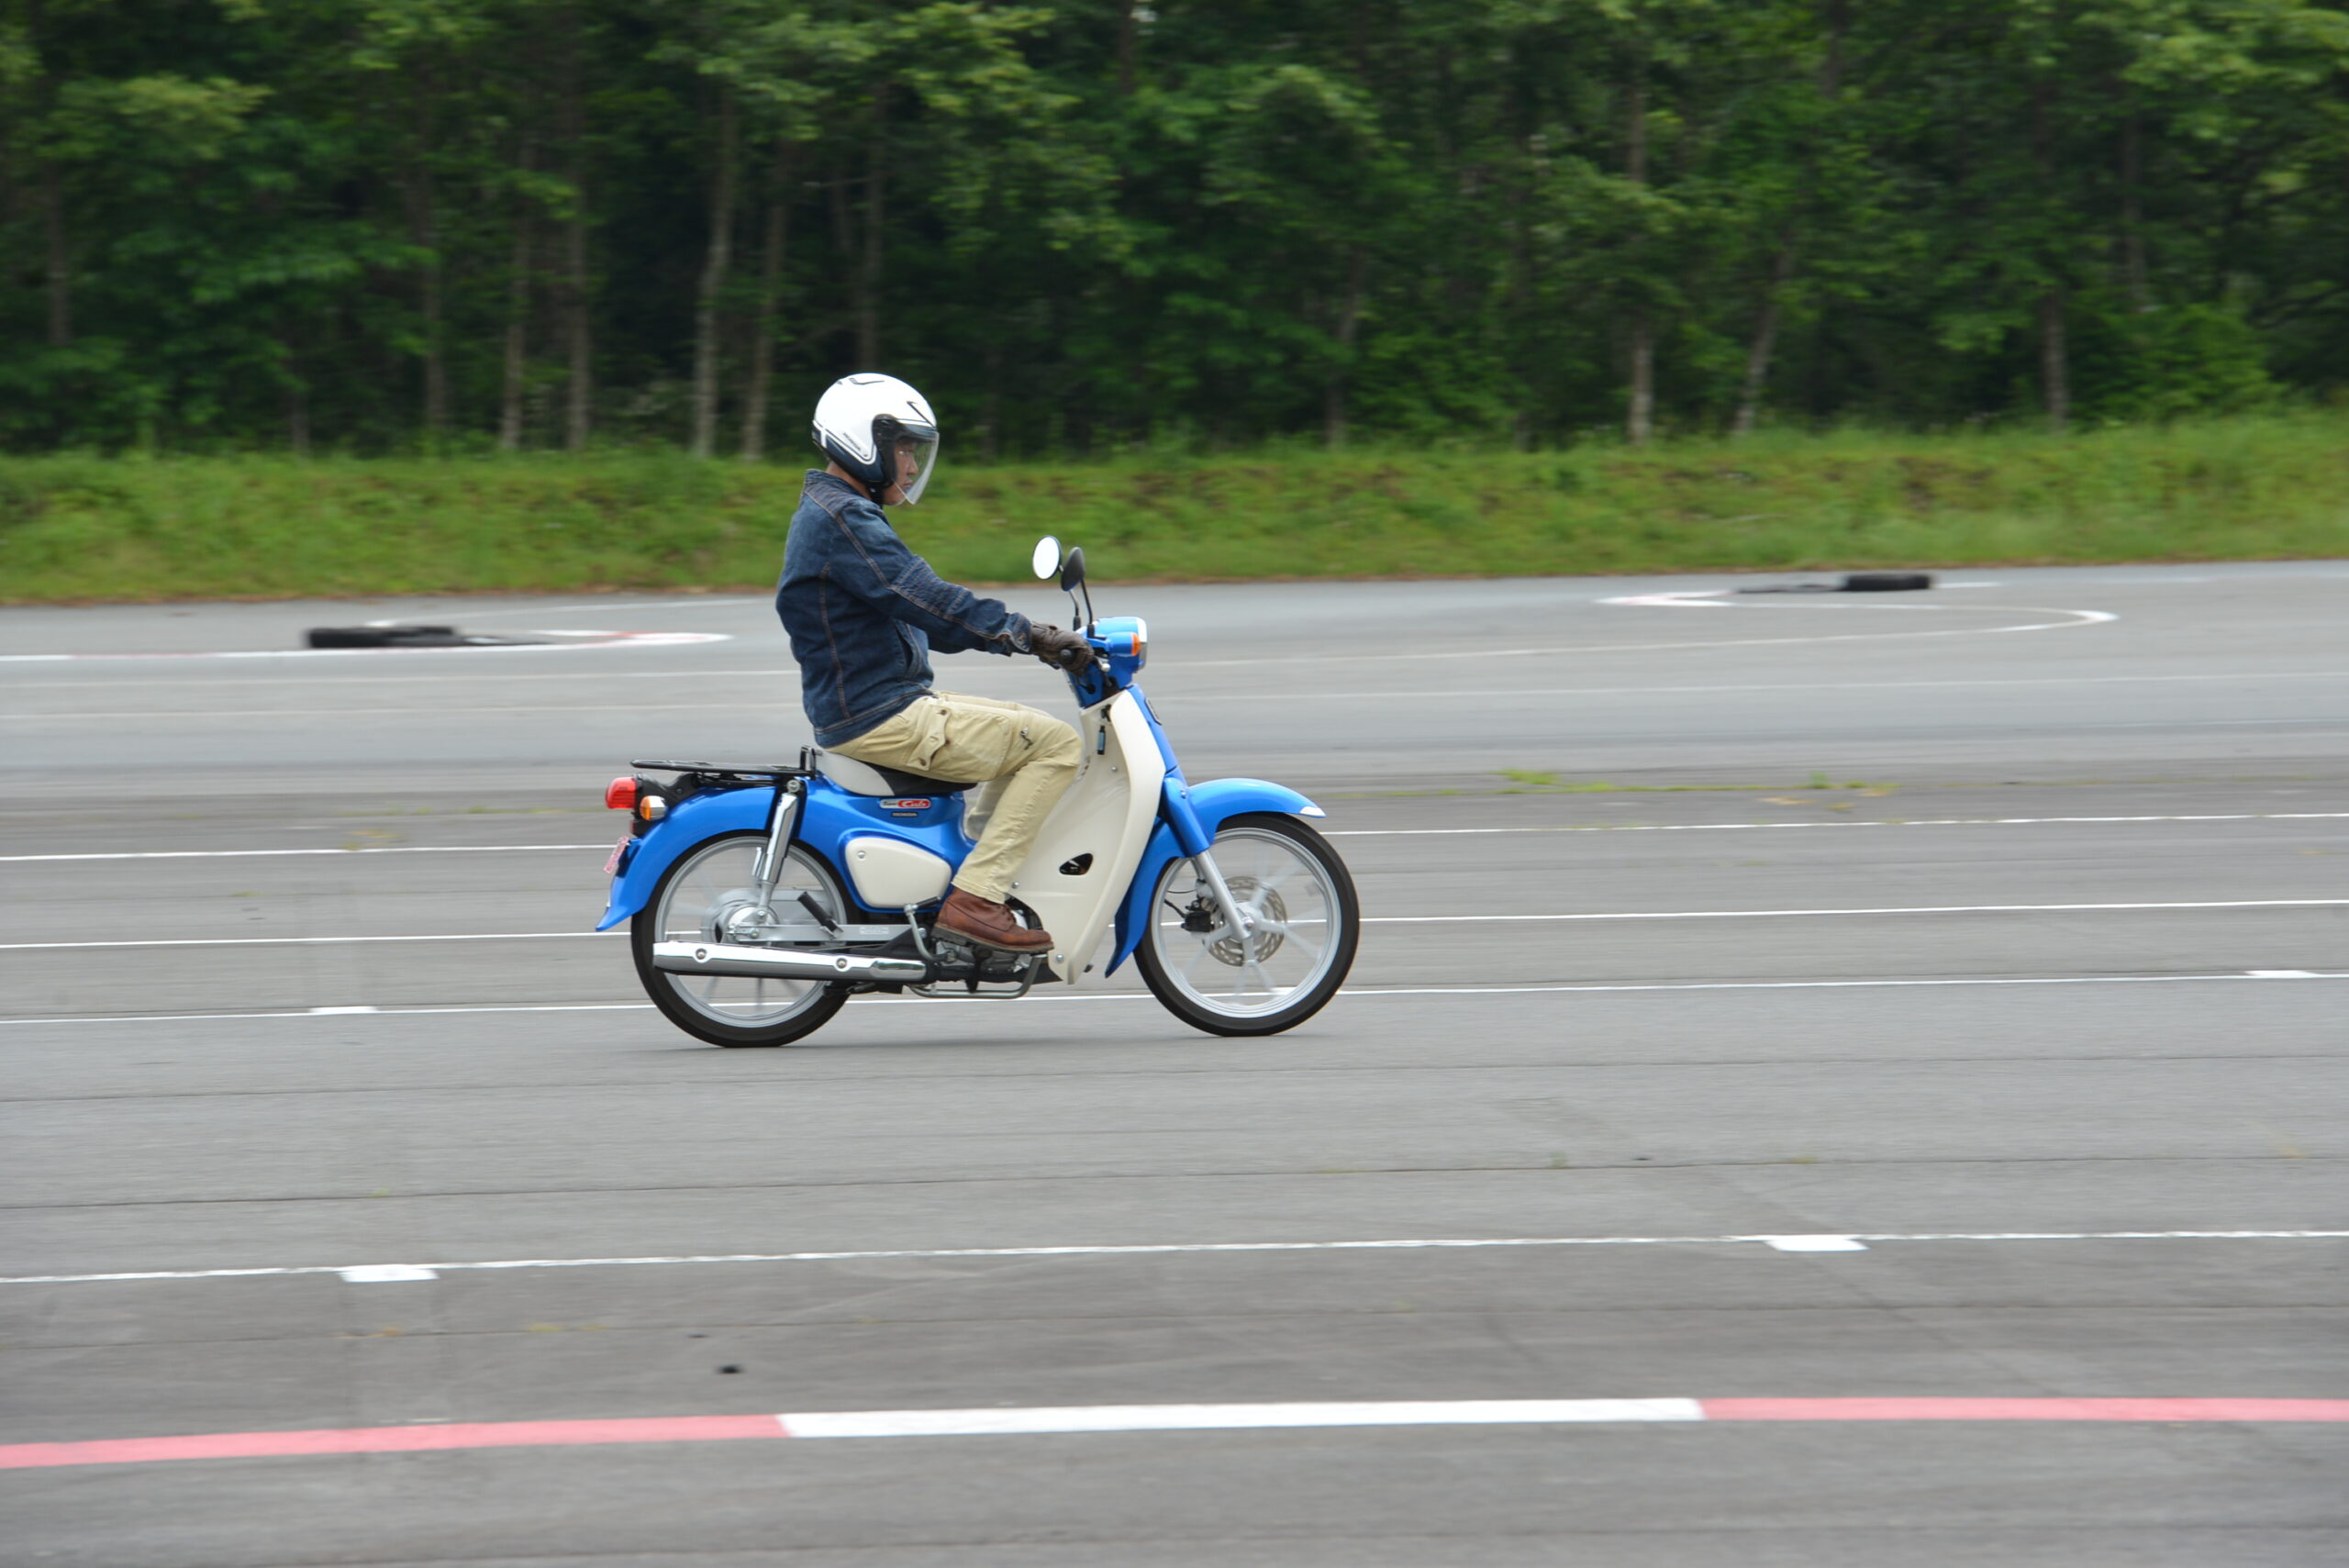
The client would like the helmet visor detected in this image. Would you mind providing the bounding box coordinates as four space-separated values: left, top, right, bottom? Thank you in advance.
882 421 940 506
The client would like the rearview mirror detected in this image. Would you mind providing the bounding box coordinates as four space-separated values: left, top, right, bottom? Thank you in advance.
1059 545 1086 594
1030 536 1062 581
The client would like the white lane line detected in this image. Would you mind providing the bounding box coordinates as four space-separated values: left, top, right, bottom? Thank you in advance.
1187 672 2349 702
11 665 2339 696
17 1398 2349 1471
1327 813 2349 838
0 844 612 863
0 1003 663 1026
11 703 782 721
3 667 800 691
0 631 730 663
13 1397 2348 1468
1174 603 2121 667
3 970 2343 1028
9 605 2105 679
12 811 2344 863
455 596 774 617
338 1264 437 1284
6 1229 2343 1287
1362 899 2349 925
0 597 2091 674
7 899 2341 952
27 703 2345 727
785 1400 1708 1438
0 931 605 951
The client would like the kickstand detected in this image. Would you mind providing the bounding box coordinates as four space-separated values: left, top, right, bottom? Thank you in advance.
902 904 939 965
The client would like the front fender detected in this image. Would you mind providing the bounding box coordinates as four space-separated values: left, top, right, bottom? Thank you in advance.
1107 778 1324 975
595 784 778 931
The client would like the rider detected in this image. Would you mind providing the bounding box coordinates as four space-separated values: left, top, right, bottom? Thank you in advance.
778 373 1091 956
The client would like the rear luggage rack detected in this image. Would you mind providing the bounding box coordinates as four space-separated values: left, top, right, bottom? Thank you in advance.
629 759 812 777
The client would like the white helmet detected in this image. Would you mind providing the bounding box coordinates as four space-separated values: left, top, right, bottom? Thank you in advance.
812 373 940 506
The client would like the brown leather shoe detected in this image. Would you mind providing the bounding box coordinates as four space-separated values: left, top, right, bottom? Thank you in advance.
936 888 1052 953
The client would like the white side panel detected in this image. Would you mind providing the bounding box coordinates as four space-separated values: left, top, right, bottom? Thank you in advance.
841 837 954 908
1008 691 1162 984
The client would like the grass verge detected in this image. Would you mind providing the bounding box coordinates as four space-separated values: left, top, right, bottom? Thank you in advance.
2 414 2343 603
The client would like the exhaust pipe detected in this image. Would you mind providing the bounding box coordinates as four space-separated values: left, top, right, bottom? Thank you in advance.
650 940 927 984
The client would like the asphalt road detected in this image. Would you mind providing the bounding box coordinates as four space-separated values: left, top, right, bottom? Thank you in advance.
3 562 2345 1565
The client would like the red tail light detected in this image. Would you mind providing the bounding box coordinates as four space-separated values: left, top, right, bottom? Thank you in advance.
605 775 638 811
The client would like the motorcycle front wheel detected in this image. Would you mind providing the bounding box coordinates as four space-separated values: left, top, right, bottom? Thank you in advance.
631 831 850 1047
1134 813 1359 1037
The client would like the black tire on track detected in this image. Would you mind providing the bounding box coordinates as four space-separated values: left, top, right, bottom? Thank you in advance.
1134 813 1359 1038
630 831 851 1047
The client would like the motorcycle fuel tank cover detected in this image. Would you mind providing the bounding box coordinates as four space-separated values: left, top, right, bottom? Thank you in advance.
842 836 955 908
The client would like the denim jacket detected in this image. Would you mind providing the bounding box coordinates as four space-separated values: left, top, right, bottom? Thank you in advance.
777 470 1035 747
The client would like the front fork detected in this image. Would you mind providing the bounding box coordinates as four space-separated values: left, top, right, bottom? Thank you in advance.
1163 776 1256 943
1192 850 1256 942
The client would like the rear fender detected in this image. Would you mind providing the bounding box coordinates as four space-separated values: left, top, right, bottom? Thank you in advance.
595 785 778 931
1106 778 1325 975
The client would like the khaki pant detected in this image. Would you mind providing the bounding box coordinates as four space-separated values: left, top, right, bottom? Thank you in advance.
832 691 1082 905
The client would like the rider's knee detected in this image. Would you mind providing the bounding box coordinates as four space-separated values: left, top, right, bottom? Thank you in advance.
1025 715 1081 780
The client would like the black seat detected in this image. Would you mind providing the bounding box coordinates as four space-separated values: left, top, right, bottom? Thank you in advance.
868 764 967 796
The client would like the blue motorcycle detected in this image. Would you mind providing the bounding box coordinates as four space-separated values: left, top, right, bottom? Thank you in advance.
596 539 1360 1047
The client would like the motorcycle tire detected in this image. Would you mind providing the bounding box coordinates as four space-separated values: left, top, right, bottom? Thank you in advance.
630 830 851 1047
1135 813 1359 1037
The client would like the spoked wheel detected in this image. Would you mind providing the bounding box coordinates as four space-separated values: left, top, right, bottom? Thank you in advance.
630 831 850 1047
1135 813 1359 1037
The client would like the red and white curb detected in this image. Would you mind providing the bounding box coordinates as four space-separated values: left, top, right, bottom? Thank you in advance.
7 1399 2347 1470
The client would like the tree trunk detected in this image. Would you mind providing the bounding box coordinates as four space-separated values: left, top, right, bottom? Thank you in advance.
499 140 537 452
413 181 447 449
1731 245 1797 437
855 83 890 367
690 90 739 460
563 191 593 451
1627 308 1655 446
1623 61 1652 446
739 141 796 462
1819 0 1848 95
1116 0 1139 95
2031 78 2067 434
980 339 1003 460
2039 287 2069 433
39 162 72 346
1508 123 1539 450
2120 111 2149 311
406 65 447 453
284 331 311 456
1323 247 1368 449
559 12 593 452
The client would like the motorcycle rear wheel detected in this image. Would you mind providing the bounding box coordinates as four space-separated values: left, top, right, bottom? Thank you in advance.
1135 813 1358 1037
631 831 850 1047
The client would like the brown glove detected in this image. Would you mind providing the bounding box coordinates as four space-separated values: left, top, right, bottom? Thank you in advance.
1029 624 1095 671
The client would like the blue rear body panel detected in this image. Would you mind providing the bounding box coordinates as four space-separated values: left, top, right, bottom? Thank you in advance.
596 777 975 931
798 780 973 914
596 785 773 931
